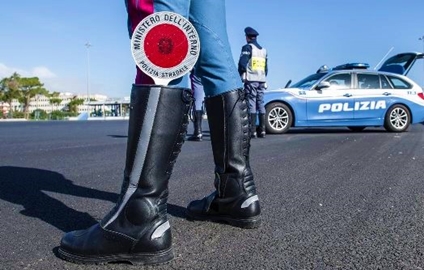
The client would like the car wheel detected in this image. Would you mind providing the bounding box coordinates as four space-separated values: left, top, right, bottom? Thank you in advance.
347 126 366 132
265 102 293 134
384 104 410 132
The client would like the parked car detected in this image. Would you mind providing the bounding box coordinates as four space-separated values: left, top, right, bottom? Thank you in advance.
263 52 424 133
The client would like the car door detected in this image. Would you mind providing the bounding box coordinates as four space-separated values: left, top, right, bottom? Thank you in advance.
351 73 393 121
378 52 424 75
306 73 355 122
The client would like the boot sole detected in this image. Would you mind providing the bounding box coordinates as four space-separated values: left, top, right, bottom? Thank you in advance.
187 138 202 141
58 247 173 265
186 210 261 229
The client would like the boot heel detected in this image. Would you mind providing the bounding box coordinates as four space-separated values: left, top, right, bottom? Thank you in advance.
127 248 174 265
224 216 261 229
58 245 174 265
187 134 202 141
186 212 261 229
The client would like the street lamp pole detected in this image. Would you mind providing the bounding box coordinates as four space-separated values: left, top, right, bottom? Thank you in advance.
419 36 424 86
85 42 92 102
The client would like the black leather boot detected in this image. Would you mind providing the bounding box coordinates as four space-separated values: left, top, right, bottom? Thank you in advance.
58 85 192 265
186 89 261 229
187 110 203 141
250 113 257 138
257 113 266 138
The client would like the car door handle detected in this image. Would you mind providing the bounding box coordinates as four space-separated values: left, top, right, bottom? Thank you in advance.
383 92 392 96
343 93 352 97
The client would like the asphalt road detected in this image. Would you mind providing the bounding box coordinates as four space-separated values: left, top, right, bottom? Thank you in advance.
1 120 424 270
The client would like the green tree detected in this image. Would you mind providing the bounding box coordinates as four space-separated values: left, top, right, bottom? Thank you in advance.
0 73 21 114
0 80 4 116
66 96 85 113
17 77 49 119
48 91 63 111
30 109 48 120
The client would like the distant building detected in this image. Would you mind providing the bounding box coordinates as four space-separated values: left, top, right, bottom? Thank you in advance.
87 97 131 117
0 93 130 116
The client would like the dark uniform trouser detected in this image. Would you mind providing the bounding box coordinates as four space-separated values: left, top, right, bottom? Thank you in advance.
244 81 266 138
244 81 266 114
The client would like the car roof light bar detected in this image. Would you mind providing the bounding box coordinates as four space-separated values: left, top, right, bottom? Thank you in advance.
333 63 370 70
316 65 330 73
316 63 370 73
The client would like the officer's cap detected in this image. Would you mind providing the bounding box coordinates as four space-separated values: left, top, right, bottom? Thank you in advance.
244 27 259 37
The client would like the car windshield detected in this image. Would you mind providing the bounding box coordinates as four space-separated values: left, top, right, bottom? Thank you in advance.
291 73 327 89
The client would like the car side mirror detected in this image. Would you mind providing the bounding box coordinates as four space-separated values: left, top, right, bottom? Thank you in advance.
316 81 331 90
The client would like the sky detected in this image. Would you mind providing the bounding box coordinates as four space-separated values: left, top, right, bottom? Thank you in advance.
1 0 423 99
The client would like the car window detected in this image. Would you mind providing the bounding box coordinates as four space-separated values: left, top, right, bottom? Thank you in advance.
291 73 327 89
357 74 380 89
379 75 392 89
386 75 411 89
322 73 351 89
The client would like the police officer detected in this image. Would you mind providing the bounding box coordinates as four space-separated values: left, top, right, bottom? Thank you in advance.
238 26 268 138
187 69 205 141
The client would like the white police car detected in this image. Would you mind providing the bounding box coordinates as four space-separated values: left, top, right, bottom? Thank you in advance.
264 52 424 133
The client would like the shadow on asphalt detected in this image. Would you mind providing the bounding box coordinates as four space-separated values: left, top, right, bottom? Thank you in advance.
0 166 116 232
108 135 128 138
0 166 187 232
108 134 212 139
108 130 211 139
285 128 387 134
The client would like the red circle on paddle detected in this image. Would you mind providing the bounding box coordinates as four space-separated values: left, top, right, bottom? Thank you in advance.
144 23 189 68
